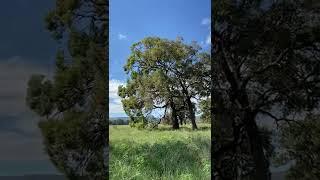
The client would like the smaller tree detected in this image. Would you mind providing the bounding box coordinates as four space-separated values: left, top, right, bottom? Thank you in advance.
118 80 148 128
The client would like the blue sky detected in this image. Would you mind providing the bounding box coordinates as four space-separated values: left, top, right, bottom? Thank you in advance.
109 0 211 117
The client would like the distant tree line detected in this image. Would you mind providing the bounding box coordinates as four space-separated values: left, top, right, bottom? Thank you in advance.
109 119 129 125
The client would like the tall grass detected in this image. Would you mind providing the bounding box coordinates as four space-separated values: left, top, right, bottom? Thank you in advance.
109 124 211 180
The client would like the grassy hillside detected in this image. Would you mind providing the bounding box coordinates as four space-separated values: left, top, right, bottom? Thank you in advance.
109 124 211 180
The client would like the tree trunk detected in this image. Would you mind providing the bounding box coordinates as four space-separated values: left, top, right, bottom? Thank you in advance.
179 116 183 125
212 91 235 180
186 97 197 130
170 101 179 129
245 112 271 180
178 80 197 130
212 110 234 180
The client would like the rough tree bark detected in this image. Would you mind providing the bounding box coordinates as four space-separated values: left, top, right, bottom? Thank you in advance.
245 111 270 180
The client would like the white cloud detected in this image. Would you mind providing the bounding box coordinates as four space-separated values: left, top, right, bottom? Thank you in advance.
0 57 53 163
118 33 127 40
201 17 211 26
206 32 211 45
201 17 211 46
109 79 126 115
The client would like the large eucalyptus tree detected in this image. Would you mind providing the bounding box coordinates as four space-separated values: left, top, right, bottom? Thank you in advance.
119 37 210 130
212 0 320 179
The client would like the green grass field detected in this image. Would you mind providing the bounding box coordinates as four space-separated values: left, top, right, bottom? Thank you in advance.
109 124 211 180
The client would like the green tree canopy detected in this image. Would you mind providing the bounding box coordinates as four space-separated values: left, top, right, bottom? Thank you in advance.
26 0 107 178
119 37 210 130
199 98 211 123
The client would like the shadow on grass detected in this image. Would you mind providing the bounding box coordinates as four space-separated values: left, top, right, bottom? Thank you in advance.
110 137 210 179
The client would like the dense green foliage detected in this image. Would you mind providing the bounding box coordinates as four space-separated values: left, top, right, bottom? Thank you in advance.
199 98 211 123
118 37 210 130
109 124 211 180
26 0 107 178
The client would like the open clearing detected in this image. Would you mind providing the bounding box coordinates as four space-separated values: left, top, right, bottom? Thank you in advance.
109 124 211 180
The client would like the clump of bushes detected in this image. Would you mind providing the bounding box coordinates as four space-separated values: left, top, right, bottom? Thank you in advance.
129 115 161 129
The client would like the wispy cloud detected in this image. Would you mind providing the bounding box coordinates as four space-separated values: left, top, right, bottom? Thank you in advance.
201 17 211 26
201 17 211 46
109 79 126 116
118 33 127 40
206 32 211 45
